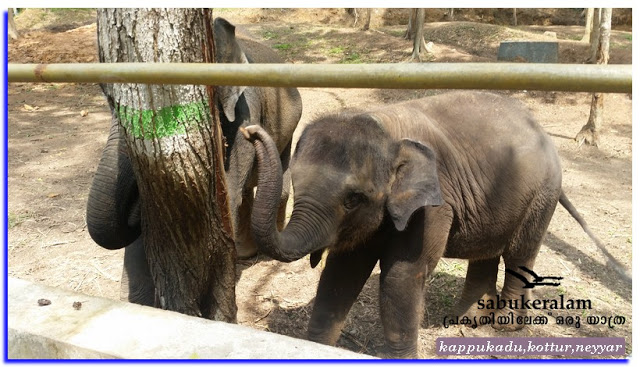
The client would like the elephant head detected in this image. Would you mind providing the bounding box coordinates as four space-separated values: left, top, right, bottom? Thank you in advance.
213 17 249 123
242 113 443 263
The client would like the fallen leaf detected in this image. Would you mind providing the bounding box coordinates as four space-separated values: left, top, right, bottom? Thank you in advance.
80 110 89 117
47 193 60 198
23 104 35 111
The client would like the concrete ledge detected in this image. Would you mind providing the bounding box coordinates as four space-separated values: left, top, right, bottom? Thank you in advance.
8 277 375 359
498 41 559 63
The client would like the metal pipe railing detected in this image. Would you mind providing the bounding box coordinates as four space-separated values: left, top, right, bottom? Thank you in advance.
8 63 631 93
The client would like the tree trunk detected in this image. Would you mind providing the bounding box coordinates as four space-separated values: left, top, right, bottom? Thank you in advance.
96 9 237 321
576 8 612 147
404 9 417 40
348 8 371 31
581 8 594 42
410 9 428 62
361 8 371 31
448 9 455 21
8 9 19 40
512 8 518 26
587 8 602 63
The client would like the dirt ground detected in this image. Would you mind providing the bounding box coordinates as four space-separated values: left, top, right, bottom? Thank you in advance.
7 9 632 359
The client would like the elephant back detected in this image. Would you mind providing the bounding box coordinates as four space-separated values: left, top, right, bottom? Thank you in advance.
237 37 285 64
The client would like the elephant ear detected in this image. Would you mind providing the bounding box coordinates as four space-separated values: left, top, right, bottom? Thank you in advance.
310 249 324 269
387 139 443 231
213 17 249 122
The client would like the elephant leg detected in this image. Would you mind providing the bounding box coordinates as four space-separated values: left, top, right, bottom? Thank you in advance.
492 256 536 331
120 237 155 306
453 256 500 319
236 191 258 259
493 189 559 331
307 244 381 347
378 261 424 358
379 208 448 359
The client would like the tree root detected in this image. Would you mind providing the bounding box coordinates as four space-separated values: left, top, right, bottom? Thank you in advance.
574 125 600 147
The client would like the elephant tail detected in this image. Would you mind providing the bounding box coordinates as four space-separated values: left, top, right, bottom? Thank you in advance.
559 191 631 282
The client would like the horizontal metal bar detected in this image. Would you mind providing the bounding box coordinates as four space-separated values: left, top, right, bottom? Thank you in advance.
8 63 632 93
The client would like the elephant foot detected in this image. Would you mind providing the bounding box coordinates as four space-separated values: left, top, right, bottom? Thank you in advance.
488 286 531 331
380 345 418 359
453 291 496 317
236 240 258 259
490 306 527 332
308 324 343 347
452 292 496 328
381 330 419 358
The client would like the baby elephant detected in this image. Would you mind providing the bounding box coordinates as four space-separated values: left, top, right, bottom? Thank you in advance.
242 91 603 358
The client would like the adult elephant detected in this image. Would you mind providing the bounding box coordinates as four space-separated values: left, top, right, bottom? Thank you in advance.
86 17 302 306
242 91 618 358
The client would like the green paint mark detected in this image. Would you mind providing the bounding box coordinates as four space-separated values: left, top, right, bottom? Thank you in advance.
117 101 210 139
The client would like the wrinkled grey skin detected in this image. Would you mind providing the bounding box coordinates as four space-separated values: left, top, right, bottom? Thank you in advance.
86 17 302 306
244 91 576 358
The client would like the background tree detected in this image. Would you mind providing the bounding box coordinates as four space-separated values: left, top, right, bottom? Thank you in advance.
512 8 517 26
96 8 237 321
575 8 612 147
581 8 595 42
447 8 455 21
408 9 429 62
346 8 371 31
586 8 602 63
9 9 19 40
359 8 372 31
404 9 417 40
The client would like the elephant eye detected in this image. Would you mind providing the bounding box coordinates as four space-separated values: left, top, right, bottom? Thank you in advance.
344 192 366 211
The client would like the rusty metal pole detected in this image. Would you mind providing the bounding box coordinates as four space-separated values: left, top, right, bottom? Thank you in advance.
8 63 631 93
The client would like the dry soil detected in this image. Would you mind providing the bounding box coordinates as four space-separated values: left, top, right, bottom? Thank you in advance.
7 8 632 359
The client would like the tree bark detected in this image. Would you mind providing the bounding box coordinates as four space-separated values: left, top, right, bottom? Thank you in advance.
581 8 594 42
576 8 612 147
96 9 236 321
410 9 428 62
404 9 417 40
347 8 371 31
361 8 371 31
587 8 602 63
8 9 19 40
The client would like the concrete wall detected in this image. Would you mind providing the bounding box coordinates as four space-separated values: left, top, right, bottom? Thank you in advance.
7 277 375 360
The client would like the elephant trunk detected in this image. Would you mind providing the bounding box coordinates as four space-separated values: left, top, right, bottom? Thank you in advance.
86 120 140 250
243 125 331 262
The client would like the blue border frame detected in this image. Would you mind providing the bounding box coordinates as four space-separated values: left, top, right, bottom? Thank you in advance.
0 8 631 365
0 359 632 364
4 8 11 365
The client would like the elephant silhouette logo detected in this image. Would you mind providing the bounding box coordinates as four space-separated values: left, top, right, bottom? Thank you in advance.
506 266 563 288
